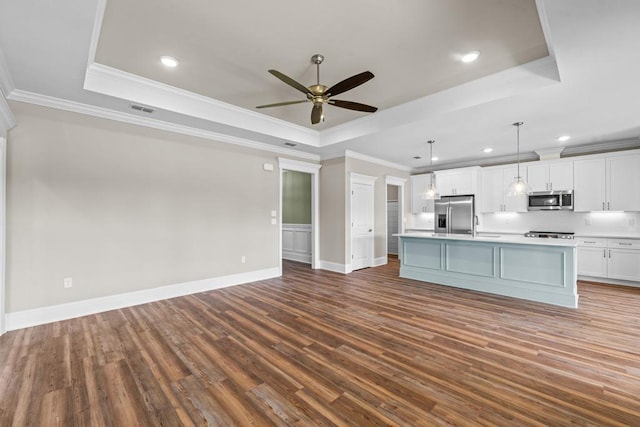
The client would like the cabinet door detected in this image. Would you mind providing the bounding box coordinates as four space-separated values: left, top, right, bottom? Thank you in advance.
527 163 549 192
608 154 640 211
573 158 606 211
481 169 504 212
607 249 640 281
549 162 573 191
502 167 528 212
453 170 474 195
410 175 434 214
577 247 608 277
435 173 455 196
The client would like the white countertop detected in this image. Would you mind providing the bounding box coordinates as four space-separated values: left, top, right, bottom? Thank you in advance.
396 232 578 247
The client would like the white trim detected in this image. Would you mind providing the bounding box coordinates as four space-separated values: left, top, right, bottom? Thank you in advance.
5 267 280 331
373 256 387 267
278 158 322 270
0 48 16 97
535 0 556 60
349 172 378 185
319 261 351 274
9 90 320 161
84 63 320 147
0 138 5 335
322 150 412 172
0 48 16 133
385 175 407 186
87 0 107 66
282 224 312 264
384 175 407 262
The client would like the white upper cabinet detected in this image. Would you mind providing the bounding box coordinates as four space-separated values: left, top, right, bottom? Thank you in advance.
434 166 481 196
481 165 527 213
574 153 640 211
574 158 606 211
526 161 574 192
608 155 640 211
410 174 435 214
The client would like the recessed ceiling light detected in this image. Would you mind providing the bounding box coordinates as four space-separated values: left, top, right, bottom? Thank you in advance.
160 56 179 67
431 157 438 162
557 135 571 142
483 148 493 153
461 51 480 63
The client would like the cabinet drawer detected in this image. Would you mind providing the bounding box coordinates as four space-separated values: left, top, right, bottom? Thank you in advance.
607 239 640 250
576 238 607 247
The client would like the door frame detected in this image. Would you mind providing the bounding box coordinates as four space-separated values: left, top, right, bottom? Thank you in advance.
277 158 321 272
0 137 6 335
385 175 407 262
349 173 377 272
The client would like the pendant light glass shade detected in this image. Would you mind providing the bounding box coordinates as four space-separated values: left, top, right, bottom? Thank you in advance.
506 122 531 197
422 140 440 200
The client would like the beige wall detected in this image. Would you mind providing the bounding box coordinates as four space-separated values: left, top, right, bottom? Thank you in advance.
6 101 290 312
346 158 410 260
319 157 346 265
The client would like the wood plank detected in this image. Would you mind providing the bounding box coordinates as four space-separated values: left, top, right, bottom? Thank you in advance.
0 259 639 425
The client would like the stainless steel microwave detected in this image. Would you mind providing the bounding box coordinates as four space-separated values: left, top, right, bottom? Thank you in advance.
527 191 574 211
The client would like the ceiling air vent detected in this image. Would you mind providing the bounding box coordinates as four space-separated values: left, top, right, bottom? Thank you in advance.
130 104 154 114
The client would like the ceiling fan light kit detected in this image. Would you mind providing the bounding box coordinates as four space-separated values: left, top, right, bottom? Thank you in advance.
256 54 378 125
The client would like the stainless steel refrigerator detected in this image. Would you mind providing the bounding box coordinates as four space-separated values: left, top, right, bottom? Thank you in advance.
434 195 475 234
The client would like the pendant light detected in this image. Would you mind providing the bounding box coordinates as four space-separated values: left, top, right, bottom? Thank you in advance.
422 140 440 200
506 121 531 197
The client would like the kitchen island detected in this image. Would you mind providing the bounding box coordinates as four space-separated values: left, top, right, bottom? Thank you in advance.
397 233 578 308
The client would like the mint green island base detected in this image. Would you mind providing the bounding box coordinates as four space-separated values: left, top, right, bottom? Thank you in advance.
397 234 578 308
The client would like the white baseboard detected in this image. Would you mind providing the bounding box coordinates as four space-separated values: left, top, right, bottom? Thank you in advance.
319 260 351 274
282 251 311 264
5 267 281 331
373 256 388 267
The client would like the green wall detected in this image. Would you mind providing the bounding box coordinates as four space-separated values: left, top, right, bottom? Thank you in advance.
283 170 311 224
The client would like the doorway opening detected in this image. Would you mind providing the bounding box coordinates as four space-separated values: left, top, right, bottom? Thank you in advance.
281 170 312 265
277 158 321 274
385 176 406 263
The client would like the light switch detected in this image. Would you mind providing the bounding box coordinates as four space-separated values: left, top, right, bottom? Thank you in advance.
271 218 277 225
271 210 277 217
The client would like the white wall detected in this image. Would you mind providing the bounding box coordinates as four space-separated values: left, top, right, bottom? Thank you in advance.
6 101 287 313
481 211 640 237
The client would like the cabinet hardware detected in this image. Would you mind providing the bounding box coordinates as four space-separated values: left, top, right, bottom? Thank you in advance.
609 249 611 258
603 249 606 257
584 241 596 243
618 243 632 246
602 202 605 210
607 202 610 210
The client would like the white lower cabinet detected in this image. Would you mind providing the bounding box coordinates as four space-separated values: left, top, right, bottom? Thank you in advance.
576 238 640 283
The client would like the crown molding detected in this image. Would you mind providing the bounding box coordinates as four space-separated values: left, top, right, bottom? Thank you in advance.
84 63 321 147
0 48 16 133
87 0 107 66
8 90 321 161
561 138 640 157
341 150 412 172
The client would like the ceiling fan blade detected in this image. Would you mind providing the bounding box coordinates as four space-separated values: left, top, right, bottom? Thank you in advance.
325 71 374 97
311 104 323 124
256 100 308 109
329 99 378 113
268 70 311 96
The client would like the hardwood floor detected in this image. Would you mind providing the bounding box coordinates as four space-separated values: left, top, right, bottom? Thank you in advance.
1 259 640 426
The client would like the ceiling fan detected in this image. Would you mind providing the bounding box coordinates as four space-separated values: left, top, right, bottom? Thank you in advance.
256 54 378 125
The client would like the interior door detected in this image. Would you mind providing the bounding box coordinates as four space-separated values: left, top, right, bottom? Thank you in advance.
351 181 374 270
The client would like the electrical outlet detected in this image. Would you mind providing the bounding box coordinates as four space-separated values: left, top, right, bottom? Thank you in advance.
241 256 246 264
63 277 73 288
